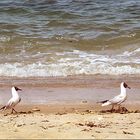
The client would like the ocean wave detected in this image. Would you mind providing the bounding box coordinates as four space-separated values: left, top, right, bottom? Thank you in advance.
0 49 140 77
0 63 140 77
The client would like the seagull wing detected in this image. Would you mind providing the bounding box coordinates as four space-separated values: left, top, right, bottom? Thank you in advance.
109 95 124 104
5 98 15 109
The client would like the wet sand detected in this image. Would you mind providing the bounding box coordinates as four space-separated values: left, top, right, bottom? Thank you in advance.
0 75 140 139
0 75 140 104
0 74 140 88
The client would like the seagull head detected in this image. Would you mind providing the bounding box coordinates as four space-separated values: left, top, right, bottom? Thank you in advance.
122 82 131 89
14 86 22 91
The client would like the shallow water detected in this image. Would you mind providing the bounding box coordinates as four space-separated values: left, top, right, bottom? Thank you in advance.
0 0 140 77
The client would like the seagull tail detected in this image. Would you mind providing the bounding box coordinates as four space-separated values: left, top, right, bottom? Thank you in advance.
97 100 111 106
97 100 109 104
102 101 111 106
0 106 6 111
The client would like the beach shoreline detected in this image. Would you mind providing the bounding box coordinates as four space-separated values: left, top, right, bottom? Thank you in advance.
0 74 140 88
0 0 140 138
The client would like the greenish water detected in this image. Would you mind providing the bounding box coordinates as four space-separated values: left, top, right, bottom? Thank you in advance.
0 0 140 77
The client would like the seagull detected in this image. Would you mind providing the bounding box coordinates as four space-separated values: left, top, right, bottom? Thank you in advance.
0 86 22 114
98 82 131 111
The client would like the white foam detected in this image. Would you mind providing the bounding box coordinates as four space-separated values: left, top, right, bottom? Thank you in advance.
0 62 140 77
0 35 11 42
0 49 140 77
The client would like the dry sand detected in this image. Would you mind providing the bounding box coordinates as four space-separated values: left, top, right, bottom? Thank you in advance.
0 105 140 139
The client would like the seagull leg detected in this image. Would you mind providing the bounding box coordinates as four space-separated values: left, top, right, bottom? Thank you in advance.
11 109 14 114
13 108 18 113
110 105 114 112
11 108 17 114
118 105 121 112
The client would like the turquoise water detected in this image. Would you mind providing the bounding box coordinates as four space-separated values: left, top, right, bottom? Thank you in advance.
0 0 140 77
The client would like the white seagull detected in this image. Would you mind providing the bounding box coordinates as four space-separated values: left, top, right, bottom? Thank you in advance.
98 82 131 111
0 86 22 114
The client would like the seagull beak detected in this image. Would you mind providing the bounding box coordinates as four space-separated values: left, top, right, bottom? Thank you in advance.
18 88 22 91
127 86 131 89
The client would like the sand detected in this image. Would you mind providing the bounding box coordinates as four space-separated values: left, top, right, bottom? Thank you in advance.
0 105 140 139
0 75 140 139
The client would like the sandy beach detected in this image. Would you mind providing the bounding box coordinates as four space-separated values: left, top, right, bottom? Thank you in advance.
0 104 140 139
0 75 140 139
